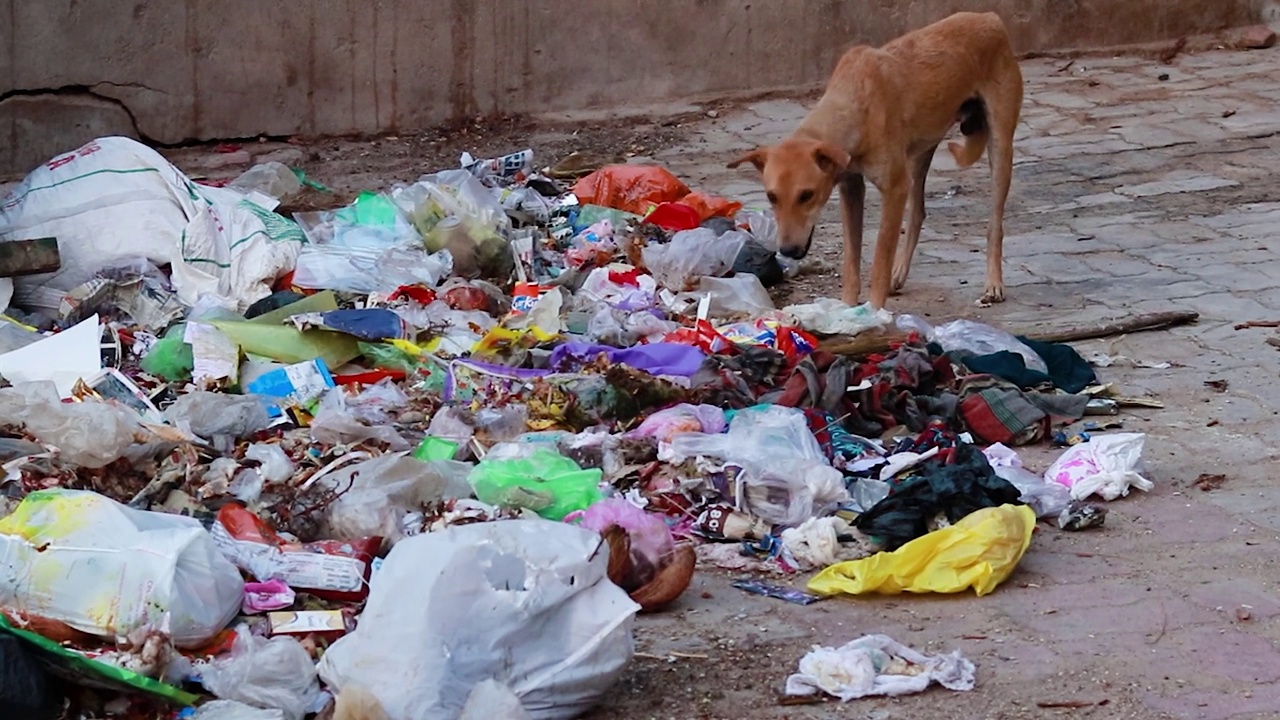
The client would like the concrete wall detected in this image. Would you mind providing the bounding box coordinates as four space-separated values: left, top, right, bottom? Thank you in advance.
0 0 1268 175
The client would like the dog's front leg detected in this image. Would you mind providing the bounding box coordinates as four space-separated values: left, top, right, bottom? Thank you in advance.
867 168 909 310
838 173 865 306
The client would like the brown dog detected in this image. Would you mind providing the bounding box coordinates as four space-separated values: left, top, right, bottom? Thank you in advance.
728 11 1023 309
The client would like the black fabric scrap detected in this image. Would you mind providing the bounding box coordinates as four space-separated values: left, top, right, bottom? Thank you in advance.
854 441 1024 551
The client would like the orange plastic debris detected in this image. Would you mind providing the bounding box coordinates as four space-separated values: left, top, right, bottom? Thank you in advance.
572 165 691 215
677 191 743 221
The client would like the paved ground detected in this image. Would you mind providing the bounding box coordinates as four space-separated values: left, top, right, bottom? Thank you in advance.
577 46 1280 720
27 43 1279 720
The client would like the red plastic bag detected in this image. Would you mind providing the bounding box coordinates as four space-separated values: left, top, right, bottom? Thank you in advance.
644 202 702 231
211 504 381 602
678 192 743 221
572 165 691 215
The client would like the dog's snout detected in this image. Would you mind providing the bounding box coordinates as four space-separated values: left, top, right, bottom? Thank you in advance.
779 245 808 260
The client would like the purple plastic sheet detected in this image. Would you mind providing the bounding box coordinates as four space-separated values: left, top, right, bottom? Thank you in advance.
548 342 707 377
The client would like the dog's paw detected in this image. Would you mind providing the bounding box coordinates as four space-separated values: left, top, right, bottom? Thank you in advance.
891 266 909 294
841 289 861 307
977 284 1006 306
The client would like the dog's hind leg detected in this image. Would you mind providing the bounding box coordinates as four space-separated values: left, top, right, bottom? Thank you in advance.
977 62 1023 305
892 144 938 293
838 173 866 305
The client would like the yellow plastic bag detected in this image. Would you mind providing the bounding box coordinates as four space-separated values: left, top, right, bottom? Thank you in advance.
808 504 1035 598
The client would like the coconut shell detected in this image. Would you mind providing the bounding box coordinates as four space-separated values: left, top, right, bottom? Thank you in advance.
629 543 696 612
602 525 635 590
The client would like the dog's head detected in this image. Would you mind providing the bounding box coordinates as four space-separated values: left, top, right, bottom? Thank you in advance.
727 139 850 259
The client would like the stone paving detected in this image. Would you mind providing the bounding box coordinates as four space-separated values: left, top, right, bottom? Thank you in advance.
596 46 1280 720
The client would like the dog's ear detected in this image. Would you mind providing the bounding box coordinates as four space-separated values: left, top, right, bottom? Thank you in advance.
812 143 851 177
727 148 768 172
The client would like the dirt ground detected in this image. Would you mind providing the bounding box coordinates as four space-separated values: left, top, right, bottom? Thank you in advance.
150 43 1280 720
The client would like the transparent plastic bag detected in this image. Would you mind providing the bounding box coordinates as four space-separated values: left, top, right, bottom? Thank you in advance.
391 170 513 280
642 228 748 292
585 306 674 347
689 275 775 317
0 382 143 469
625 403 726 444
785 299 891 336
320 452 473 545
667 405 849 526
309 386 411 450
896 315 1047 374
199 627 320 720
850 478 891 513
229 163 302 203
164 391 271 441
982 442 1071 517
292 193 427 293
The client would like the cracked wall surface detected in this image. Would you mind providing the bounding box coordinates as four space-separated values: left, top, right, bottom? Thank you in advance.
0 0 1267 175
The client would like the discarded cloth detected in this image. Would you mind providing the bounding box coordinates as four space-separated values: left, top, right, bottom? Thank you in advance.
962 337 1096 394
958 375 1088 446
548 342 706 377
784 634 976 701
855 440 1023 551
809 504 1036 597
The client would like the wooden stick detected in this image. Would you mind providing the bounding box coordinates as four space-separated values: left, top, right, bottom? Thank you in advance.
1235 320 1280 330
820 310 1199 357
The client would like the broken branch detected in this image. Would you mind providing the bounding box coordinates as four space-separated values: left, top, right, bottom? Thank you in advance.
821 311 1200 357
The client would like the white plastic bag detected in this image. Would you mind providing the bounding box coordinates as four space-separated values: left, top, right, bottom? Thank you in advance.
0 137 302 314
199 627 320 720
784 299 891 336
896 315 1047 374
785 634 975 701
317 520 639 720
0 489 244 648
1045 433 1152 501
642 228 748 291
459 680 533 720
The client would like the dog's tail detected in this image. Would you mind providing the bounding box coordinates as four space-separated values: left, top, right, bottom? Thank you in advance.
947 97 989 168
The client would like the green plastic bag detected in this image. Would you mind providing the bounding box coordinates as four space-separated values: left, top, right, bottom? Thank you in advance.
468 448 603 520
413 436 458 462
140 324 193 382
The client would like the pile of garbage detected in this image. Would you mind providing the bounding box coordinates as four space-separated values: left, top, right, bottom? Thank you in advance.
0 137 1157 718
